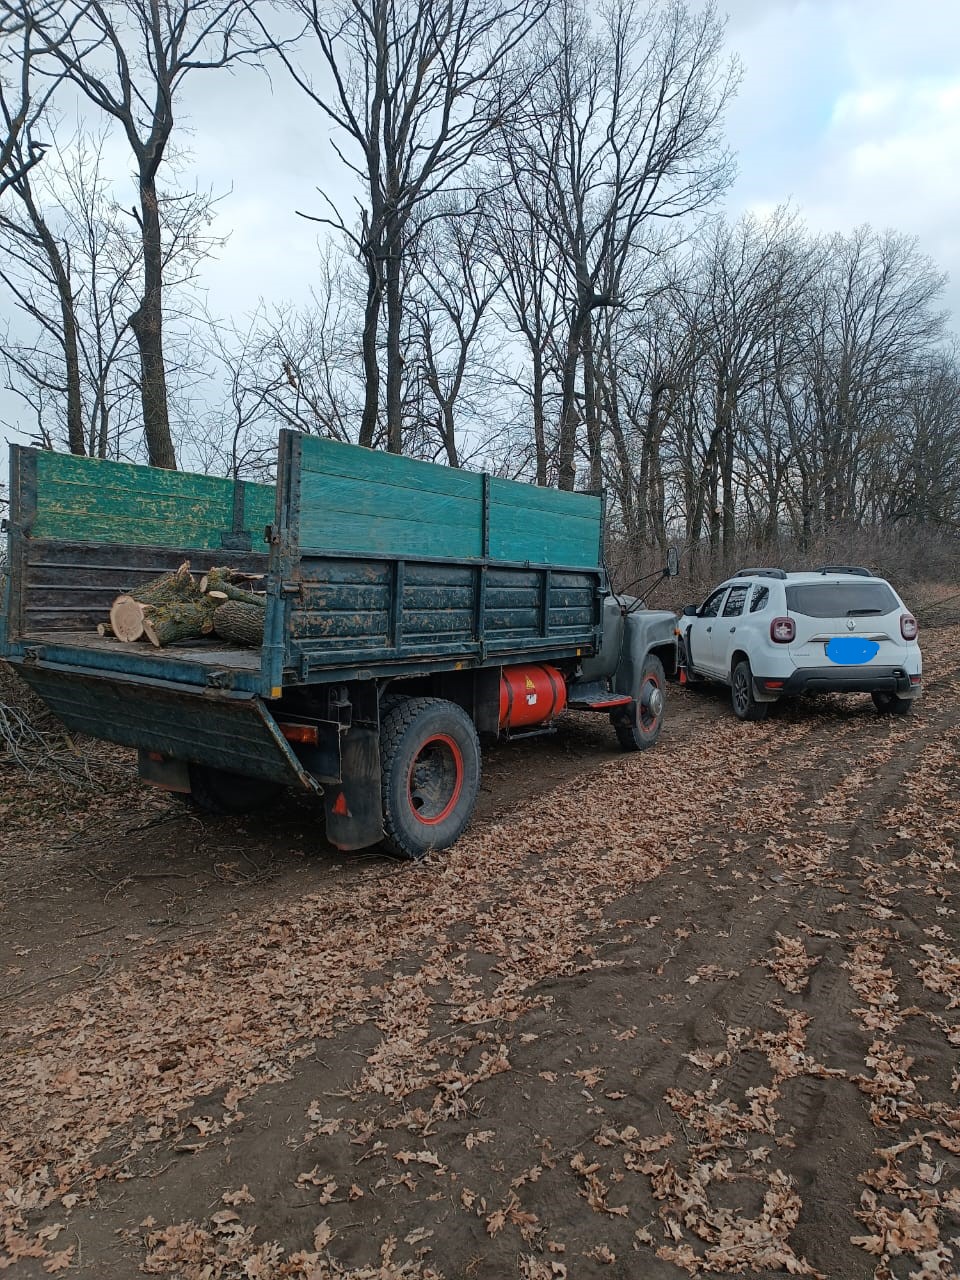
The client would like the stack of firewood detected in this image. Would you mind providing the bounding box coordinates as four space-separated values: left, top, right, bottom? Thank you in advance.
99 562 265 648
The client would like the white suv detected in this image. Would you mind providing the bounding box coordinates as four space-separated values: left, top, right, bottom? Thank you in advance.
679 566 922 721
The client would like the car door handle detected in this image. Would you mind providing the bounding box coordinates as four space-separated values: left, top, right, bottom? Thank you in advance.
706 625 712 633
729 626 736 633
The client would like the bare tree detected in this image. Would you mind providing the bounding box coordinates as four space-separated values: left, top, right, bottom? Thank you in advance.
505 0 737 490
0 130 224 460
0 1 93 197
48 0 274 467
406 195 504 467
262 0 549 453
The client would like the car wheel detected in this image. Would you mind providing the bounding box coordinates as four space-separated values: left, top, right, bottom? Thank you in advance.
380 696 481 860
612 655 666 751
731 660 769 722
871 691 913 716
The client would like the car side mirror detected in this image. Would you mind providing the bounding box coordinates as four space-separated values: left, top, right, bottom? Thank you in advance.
665 545 680 578
682 604 698 617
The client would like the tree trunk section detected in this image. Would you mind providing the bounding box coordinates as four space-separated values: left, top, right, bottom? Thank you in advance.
130 174 176 469
358 243 382 448
385 232 404 454
212 601 264 647
143 600 217 648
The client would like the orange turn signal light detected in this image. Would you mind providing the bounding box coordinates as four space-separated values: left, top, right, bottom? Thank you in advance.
279 722 318 745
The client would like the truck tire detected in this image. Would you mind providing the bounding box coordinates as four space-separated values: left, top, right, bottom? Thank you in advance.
379 696 481 860
731 660 769 722
187 764 282 815
612 655 666 751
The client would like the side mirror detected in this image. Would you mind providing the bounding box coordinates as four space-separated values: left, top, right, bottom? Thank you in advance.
682 604 698 617
666 545 680 577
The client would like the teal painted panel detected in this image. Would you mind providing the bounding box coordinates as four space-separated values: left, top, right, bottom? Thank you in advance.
294 438 600 567
31 451 275 551
488 476 602 567
298 470 483 559
299 436 481 499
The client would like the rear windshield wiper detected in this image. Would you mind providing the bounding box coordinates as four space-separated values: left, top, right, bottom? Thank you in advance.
846 608 882 616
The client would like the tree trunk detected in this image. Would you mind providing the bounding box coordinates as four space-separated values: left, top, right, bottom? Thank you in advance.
531 346 547 486
384 232 404 454
129 173 176 469
21 183 85 456
358 243 382 448
557 320 582 491
582 321 602 491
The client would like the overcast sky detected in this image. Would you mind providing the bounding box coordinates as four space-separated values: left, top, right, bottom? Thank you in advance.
176 0 960 329
2 0 960 453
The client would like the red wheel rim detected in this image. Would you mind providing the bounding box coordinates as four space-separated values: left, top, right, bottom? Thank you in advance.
407 734 464 826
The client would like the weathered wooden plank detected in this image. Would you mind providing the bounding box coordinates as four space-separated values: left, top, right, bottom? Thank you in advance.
298 491 483 560
401 609 474 636
401 585 475 610
299 583 392 612
290 610 390 639
484 607 540 632
489 474 602 519
299 558 392 587
30 451 274 549
404 562 475 587
299 435 482 499
488 476 602 568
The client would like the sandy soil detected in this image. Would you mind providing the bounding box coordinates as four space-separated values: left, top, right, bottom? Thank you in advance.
1 622 958 1279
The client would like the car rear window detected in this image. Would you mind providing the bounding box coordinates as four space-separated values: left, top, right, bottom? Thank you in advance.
785 582 898 618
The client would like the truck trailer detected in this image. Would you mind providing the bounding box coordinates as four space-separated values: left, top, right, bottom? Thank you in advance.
0 432 678 858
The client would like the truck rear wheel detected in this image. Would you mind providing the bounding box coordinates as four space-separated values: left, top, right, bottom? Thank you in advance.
187 764 282 815
611 655 666 751
379 696 481 860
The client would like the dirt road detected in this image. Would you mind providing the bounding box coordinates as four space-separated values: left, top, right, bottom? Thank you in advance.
1 626 958 1279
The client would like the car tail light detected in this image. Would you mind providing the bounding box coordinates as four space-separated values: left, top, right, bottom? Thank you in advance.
900 614 918 641
910 674 922 685
770 616 795 643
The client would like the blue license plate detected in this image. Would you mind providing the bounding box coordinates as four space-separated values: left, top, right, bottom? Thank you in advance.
825 637 880 665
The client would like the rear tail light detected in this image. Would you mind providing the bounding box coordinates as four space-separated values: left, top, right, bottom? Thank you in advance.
770 616 795 643
901 614 918 641
279 722 319 745
910 674 922 685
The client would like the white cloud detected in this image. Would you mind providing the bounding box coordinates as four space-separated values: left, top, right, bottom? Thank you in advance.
725 0 960 321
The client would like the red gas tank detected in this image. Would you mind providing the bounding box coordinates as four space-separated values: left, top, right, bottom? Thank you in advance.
499 664 567 731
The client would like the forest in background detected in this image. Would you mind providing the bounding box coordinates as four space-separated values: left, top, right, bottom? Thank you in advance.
1 0 957 586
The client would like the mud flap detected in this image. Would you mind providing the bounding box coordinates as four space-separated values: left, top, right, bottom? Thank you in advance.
323 726 384 851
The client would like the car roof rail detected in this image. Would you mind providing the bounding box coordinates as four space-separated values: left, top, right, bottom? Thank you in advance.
815 564 874 577
732 566 788 580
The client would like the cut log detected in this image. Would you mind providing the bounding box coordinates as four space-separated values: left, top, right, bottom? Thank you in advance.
199 569 266 607
142 600 218 648
110 594 150 642
132 561 196 604
212 600 264 647
199 566 263 594
108 562 199 642
213 583 265 606
96 622 115 638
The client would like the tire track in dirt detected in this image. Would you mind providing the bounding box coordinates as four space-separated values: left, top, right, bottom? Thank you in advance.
2 632 958 1278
